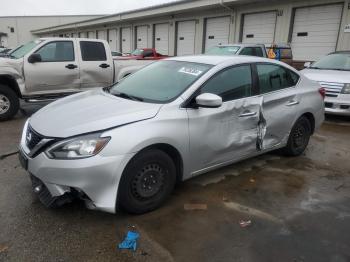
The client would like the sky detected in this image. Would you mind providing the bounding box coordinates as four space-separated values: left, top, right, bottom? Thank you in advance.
0 0 180 16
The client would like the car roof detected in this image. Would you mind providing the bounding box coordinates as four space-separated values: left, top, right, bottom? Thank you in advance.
167 55 272 65
216 43 262 47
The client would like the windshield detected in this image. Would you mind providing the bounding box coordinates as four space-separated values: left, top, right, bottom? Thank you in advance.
10 40 43 59
109 60 212 103
131 49 143 56
206 46 240 56
310 53 350 71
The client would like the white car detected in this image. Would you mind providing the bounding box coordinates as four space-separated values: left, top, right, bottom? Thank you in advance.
302 51 350 116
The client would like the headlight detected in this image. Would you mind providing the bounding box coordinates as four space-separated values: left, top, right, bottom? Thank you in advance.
46 133 110 159
341 83 350 94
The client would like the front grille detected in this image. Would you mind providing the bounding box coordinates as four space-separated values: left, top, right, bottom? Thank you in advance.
319 81 344 98
26 125 44 150
325 102 333 108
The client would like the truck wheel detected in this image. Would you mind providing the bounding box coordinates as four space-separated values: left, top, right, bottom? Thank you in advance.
282 116 311 156
0 84 20 121
118 149 176 214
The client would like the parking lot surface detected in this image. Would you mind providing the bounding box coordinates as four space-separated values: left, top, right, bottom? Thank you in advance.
1 103 350 262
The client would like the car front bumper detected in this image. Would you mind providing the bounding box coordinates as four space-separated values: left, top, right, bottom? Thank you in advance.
19 127 135 214
324 96 350 116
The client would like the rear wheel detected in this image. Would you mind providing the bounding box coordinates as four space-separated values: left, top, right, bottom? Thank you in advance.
282 116 312 156
118 149 176 214
0 84 20 121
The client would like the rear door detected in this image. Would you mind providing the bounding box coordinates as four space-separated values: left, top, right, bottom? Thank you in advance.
254 63 300 149
24 39 80 93
187 64 263 173
78 40 114 88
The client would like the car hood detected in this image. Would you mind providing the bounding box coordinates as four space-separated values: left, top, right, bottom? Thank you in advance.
301 69 350 84
29 89 162 138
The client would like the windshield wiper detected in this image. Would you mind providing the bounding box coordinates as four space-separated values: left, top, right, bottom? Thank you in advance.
113 92 144 102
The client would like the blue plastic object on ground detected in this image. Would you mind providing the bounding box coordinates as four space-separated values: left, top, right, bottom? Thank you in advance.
118 231 140 251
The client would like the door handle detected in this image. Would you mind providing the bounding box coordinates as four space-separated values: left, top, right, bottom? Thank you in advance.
65 64 78 69
239 111 257 117
99 63 110 68
286 100 299 106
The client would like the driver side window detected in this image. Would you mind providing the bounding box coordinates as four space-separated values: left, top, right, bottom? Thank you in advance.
200 65 252 102
35 41 74 62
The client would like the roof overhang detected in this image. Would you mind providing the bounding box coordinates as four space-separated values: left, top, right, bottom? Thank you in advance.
31 0 260 34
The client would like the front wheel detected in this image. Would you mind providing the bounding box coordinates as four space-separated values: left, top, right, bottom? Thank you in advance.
282 116 312 156
118 149 176 214
0 84 20 121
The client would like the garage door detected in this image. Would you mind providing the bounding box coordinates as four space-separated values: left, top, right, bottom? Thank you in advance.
108 29 118 51
205 16 230 52
242 11 277 44
79 32 88 38
176 20 196 56
97 30 107 41
154 23 169 55
291 4 343 61
121 27 132 53
136 26 148 49
87 31 95 39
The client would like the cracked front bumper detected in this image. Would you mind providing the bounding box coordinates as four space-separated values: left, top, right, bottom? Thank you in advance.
19 143 134 214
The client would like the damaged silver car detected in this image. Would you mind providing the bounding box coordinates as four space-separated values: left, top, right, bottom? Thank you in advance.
19 56 325 214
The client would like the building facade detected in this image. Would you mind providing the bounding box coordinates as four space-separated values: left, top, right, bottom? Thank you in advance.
32 0 350 62
0 15 102 48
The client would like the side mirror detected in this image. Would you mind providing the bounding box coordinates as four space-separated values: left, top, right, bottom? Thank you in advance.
304 61 311 68
195 93 222 108
28 53 42 63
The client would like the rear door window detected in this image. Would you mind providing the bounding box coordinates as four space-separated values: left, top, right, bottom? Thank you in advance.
256 63 299 94
80 41 107 61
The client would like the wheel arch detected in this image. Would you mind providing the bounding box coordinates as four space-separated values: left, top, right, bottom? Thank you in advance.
130 143 184 183
300 112 315 134
0 75 21 98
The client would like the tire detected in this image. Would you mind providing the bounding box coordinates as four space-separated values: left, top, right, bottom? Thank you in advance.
118 149 176 214
282 116 312 156
0 84 20 121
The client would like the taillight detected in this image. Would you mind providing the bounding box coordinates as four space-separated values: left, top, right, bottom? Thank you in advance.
319 87 326 100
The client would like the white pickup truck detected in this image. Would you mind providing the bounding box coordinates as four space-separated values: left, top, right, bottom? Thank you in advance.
0 38 152 121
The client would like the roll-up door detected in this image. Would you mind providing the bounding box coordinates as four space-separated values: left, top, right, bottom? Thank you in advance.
205 16 230 51
291 4 343 61
242 11 277 44
176 20 196 56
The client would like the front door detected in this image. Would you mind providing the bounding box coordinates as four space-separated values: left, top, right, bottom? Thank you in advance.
187 64 263 174
24 40 80 93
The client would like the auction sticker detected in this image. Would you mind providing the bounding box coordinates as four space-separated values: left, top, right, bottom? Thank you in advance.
178 67 203 76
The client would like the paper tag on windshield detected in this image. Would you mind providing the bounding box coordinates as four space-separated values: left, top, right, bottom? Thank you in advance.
178 67 203 76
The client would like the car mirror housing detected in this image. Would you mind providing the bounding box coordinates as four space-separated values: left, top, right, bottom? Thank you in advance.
28 53 42 63
195 93 222 108
304 61 311 68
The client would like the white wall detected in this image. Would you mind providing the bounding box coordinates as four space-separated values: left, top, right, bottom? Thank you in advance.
0 15 101 48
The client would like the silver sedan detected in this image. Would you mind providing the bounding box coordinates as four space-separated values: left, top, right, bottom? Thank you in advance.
19 56 325 214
